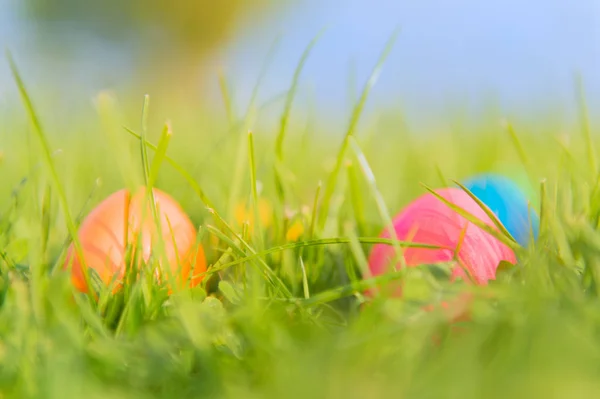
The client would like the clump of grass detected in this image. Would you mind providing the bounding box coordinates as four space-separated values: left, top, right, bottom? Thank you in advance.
2 36 600 399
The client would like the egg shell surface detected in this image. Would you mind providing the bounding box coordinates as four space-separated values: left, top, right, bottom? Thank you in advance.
367 187 516 293
462 173 539 247
64 187 206 294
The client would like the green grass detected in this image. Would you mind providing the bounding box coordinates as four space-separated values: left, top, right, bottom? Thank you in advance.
2 40 600 399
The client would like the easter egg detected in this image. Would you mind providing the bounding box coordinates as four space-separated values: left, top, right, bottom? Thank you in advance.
367 187 516 296
64 187 207 294
462 173 539 247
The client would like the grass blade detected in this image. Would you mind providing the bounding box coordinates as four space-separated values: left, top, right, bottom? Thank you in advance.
349 137 406 271
539 178 547 235
40 183 52 263
218 69 236 127
137 96 167 292
6 50 96 303
420 183 521 252
275 28 326 162
248 131 264 251
574 73 597 177
347 161 367 236
207 210 293 298
502 119 537 189
298 269 406 308
202 236 445 278
317 27 400 230
123 126 215 210
139 95 152 188
148 122 173 188
308 181 321 240
227 37 284 224
453 179 517 243
274 29 326 204
345 224 375 298
94 91 140 191
299 256 310 299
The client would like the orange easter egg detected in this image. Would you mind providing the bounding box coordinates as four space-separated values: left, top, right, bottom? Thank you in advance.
64 187 207 294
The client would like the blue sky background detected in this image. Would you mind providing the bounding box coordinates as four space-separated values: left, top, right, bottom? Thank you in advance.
1 0 599 130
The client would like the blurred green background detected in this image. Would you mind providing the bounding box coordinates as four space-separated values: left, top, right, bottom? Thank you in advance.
1 2 600 399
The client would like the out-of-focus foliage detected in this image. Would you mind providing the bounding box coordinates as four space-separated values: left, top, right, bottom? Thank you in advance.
15 0 285 105
18 0 277 54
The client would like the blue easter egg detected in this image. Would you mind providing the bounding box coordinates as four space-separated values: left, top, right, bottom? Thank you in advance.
461 173 539 247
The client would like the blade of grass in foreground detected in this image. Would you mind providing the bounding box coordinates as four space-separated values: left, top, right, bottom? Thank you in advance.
248 131 264 252
228 36 283 224
201 236 445 278
435 164 449 188
139 105 180 300
421 183 521 252
50 178 102 275
150 123 183 292
539 179 548 235
295 265 452 308
274 28 326 162
453 180 518 243
299 256 310 299
308 181 321 240
218 69 236 128
273 29 326 206
127 122 215 296
192 88 289 178
137 96 167 303
502 119 537 191
123 126 215 210
6 50 97 304
139 95 152 188
574 73 597 178
345 225 375 296
225 90 248 225
148 122 173 189
317 28 400 231
348 137 406 271
95 91 141 191
575 75 600 224
207 210 293 298
347 161 367 236
40 183 52 264
296 181 322 288
349 137 452 292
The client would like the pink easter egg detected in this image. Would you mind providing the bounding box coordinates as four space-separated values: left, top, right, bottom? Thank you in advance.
368 187 516 295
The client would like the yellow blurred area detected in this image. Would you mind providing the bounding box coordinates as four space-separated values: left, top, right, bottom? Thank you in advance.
25 0 275 50
233 199 305 241
22 0 281 103
285 220 305 242
132 0 273 50
234 198 273 230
